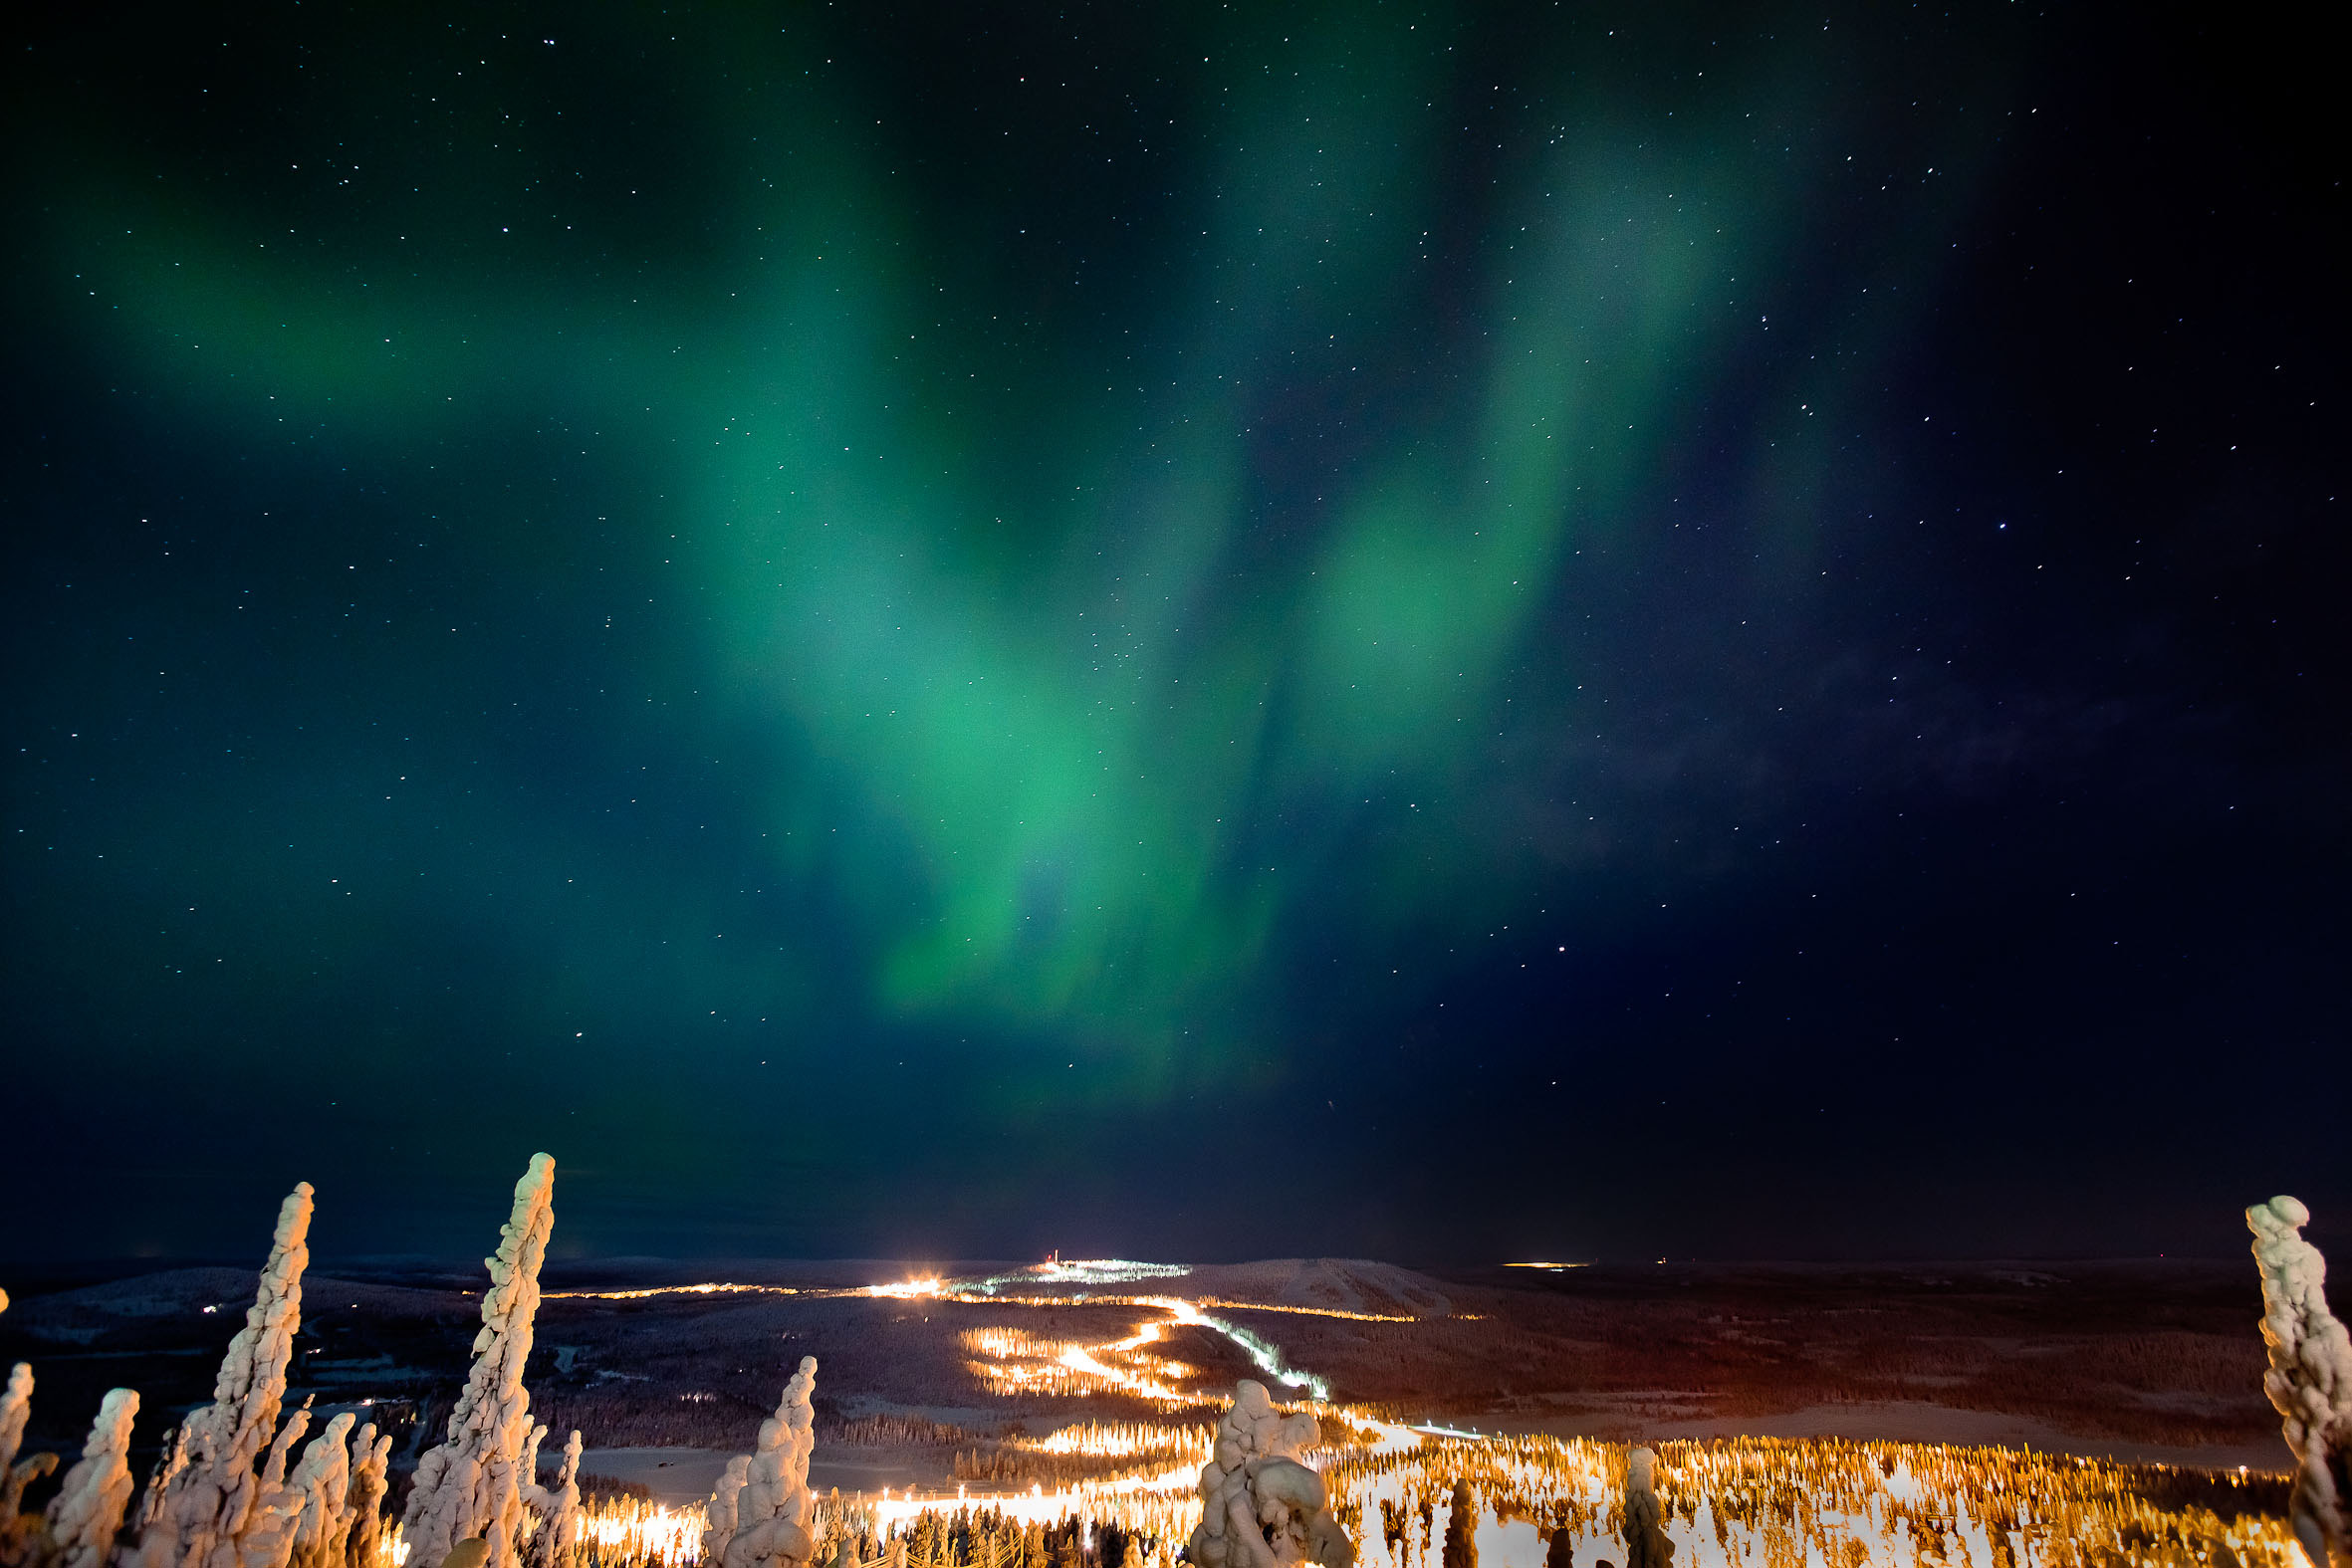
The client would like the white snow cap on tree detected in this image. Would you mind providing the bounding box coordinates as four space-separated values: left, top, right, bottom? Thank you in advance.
1 1362 53 1566
0 1365 30 1483
1620 1449 1674 1568
287 1412 357 1568
403 1154 558 1568
519 1429 547 1507
139 1427 191 1532
237 1402 316 1568
701 1457 752 1567
713 1357 821 1568
257 1403 313 1499
345 1424 393 1568
1187 1381 1352 1568
524 1432 582 1568
2 1453 59 1568
139 1182 316 1568
47 1388 140 1568
2249 1196 2352 1568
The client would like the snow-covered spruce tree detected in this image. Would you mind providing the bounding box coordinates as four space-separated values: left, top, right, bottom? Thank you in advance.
46 1389 140 1568
701 1458 751 1567
0 1301 31 1568
402 1155 557 1568
221 1396 324 1568
1439 1481 1475 1568
513 1429 546 1567
1186 1381 1353 1568
343 1426 391 1568
710 1358 820 1568
0 1454 56 1568
138 1184 316 1568
0 1365 54 1568
0 1365 29 1487
2249 1196 2352 1568
522 1433 582 1568
517 1430 546 1510
1618 1450 1672 1568
286 1413 356 1568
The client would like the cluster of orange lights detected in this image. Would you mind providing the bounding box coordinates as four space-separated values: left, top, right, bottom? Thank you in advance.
958 1326 1197 1407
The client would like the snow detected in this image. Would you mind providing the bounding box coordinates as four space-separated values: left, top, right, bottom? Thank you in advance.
47 1387 139 1568
2248 1195 2352 1568
1188 1381 1353 1568
404 1153 560 1568
710 1357 821 1568
136 1182 315 1568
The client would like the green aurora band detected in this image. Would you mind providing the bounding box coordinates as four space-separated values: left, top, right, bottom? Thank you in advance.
20 4 2020 1140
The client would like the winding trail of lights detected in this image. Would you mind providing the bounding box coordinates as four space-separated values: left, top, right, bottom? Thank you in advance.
547 1261 1404 1407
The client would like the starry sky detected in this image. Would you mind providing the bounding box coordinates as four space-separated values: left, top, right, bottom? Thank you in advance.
3 1 2343 1266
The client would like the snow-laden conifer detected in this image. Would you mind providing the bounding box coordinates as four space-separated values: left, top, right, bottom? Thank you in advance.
343 1425 392 1568
0 1363 53 1568
1187 1380 1352 1568
286 1413 356 1568
711 1358 821 1568
2250 1196 2352 1568
47 1389 140 1568
522 1432 582 1568
138 1184 314 1568
403 1155 557 1568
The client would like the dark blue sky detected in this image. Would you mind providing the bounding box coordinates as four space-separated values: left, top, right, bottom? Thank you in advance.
3 0 2343 1265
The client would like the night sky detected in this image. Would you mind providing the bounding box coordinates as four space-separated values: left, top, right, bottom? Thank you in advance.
4 2 2343 1267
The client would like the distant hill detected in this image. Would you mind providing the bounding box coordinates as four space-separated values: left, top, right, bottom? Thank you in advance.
6 1265 469 1346
1175 1259 1454 1318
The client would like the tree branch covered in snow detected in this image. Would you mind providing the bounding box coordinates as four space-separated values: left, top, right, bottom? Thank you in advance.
1 1365 54 1568
0 1366 27 1486
47 1388 140 1568
1620 1449 1674 1568
137 1183 315 1568
1187 1381 1352 1568
345 1425 392 1568
523 1432 582 1568
711 1358 820 1568
0 1453 56 1568
139 1429 189 1534
286 1412 356 1568
701 1457 751 1567
237 1401 315 1568
2249 1196 2352 1568
403 1154 558 1568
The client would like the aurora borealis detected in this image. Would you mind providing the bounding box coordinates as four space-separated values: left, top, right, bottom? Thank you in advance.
4 2 2343 1262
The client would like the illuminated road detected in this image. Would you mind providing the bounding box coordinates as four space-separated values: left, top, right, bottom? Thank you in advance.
550 1258 1411 1413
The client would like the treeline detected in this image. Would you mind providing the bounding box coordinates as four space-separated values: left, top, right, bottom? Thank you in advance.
832 1415 974 1450
949 1422 1208 1490
532 1390 762 1451
833 1509 1170 1568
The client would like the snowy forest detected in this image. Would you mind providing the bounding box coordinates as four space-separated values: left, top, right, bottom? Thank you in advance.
2 1160 2346 1568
